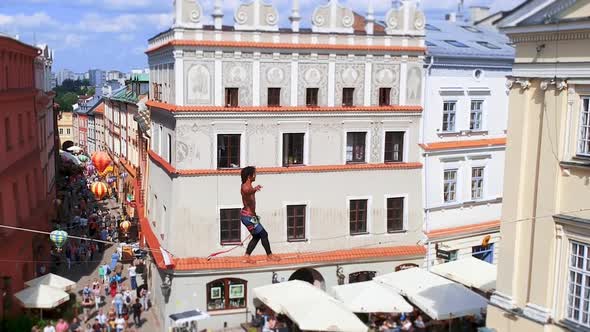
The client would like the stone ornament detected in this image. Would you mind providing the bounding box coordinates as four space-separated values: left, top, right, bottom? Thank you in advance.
304 68 322 85
341 67 360 85
312 0 354 34
266 67 285 85
414 11 426 30
385 0 425 35
174 0 203 29
234 0 279 32
187 64 211 104
376 68 396 85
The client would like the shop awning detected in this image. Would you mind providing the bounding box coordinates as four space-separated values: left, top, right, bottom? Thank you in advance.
254 280 367 332
331 281 413 313
430 257 496 293
25 274 76 292
375 268 487 320
14 285 70 309
169 309 210 327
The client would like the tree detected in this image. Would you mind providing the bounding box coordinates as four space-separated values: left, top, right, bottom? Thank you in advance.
55 91 79 112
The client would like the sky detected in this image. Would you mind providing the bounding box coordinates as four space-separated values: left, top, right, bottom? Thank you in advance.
0 0 523 73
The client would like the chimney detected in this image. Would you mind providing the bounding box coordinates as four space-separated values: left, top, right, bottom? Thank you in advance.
445 12 457 22
469 6 490 23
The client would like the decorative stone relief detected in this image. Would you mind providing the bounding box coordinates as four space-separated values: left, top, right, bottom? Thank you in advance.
371 122 383 163
385 0 425 35
372 63 401 106
311 0 354 34
234 0 279 32
298 63 329 106
223 61 253 106
385 6 402 33
335 63 365 106
175 121 209 167
406 64 422 105
260 62 291 106
185 62 214 105
174 0 203 29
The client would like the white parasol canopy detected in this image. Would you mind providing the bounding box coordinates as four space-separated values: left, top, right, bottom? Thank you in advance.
25 273 76 292
169 309 210 327
331 280 414 313
254 280 367 332
67 146 83 153
430 257 497 293
375 268 488 320
14 285 70 309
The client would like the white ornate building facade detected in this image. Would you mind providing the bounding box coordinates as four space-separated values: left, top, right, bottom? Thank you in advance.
144 0 428 329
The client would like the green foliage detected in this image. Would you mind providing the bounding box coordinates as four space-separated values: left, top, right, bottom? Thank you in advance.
55 92 79 112
53 78 95 112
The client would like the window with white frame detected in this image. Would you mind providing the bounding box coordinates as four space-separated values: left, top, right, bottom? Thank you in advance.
346 132 367 163
578 97 590 156
471 167 484 200
443 169 458 202
470 100 483 130
442 101 457 132
566 241 590 327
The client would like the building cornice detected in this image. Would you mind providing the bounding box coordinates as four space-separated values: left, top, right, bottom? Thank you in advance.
420 138 507 152
509 30 590 43
146 39 426 54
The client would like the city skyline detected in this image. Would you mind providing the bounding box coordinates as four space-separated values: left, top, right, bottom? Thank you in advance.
0 0 522 72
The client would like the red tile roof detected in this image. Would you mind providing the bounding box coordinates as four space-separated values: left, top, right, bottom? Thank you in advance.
420 138 506 151
147 40 426 54
148 150 423 177
147 100 423 113
94 103 105 114
174 245 426 271
427 220 500 240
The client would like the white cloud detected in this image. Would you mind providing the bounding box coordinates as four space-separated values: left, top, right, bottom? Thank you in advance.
0 12 57 29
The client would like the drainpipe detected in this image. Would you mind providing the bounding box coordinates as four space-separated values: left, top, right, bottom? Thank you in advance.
424 56 434 271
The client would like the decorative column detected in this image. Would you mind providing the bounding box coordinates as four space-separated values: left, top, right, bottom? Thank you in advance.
290 0 301 32
213 0 223 30
366 0 375 35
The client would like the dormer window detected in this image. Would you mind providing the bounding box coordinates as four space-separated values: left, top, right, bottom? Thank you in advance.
445 40 469 48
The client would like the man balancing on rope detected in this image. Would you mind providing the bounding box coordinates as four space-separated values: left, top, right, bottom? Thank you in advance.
241 166 280 263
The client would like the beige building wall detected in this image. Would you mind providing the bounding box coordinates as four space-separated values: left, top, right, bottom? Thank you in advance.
57 111 73 147
487 1 590 331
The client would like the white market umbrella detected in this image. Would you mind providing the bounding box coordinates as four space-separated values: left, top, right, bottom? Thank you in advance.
331 281 413 313
67 146 83 153
254 280 367 332
430 257 497 293
14 284 70 320
375 268 488 320
169 309 210 327
25 273 76 292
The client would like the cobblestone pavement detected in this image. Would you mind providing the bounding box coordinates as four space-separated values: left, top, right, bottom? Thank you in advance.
57 198 161 331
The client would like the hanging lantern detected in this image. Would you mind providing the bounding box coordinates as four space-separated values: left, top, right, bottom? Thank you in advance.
92 151 111 173
120 220 131 234
91 182 108 200
50 230 68 251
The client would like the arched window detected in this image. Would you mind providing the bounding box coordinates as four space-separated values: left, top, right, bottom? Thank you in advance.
206 278 247 311
348 271 376 284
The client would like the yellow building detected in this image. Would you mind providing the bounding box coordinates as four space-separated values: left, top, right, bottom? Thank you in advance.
57 111 74 149
487 1 590 331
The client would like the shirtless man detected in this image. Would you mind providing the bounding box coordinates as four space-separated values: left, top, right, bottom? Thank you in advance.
240 166 280 263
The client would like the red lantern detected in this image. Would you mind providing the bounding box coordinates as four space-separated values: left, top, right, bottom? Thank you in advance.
91 182 108 200
92 151 111 173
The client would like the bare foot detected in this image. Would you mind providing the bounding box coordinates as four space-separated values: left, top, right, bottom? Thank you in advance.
243 255 255 264
267 254 281 262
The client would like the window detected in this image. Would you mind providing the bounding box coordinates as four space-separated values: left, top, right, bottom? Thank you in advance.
426 41 437 47
346 132 366 163
342 88 354 106
5 117 11 150
578 98 590 156
268 88 281 106
445 40 469 48
425 24 440 31
17 114 24 144
59 128 64 135
566 241 590 327
446 250 458 262
476 41 501 49
66 128 71 135
220 209 241 244
287 205 306 241
283 133 304 166
306 88 319 106
470 100 483 130
442 101 457 132
217 134 241 168
472 243 494 263
471 167 484 200
384 132 404 162
167 134 172 164
225 88 239 107
349 271 376 284
379 88 391 106
207 278 246 311
386 197 404 232
349 199 368 235
443 169 458 202
461 26 482 33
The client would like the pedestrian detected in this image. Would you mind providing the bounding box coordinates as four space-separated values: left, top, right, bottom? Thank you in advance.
110 251 119 271
103 262 111 284
131 298 142 327
98 265 105 285
113 292 124 316
114 315 126 332
91 319 101 332
92 281 101 310
65 246 72 271
69 317 81 332
96 309 107 330
128 264 137 290
139 287 148 311
82 284 91 301
43 321 56 332
110 280 117 298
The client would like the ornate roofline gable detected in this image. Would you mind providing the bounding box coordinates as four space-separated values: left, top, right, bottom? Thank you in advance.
311 0 355 34
385 0 425 36
234 0 279 32
173 0 203 29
